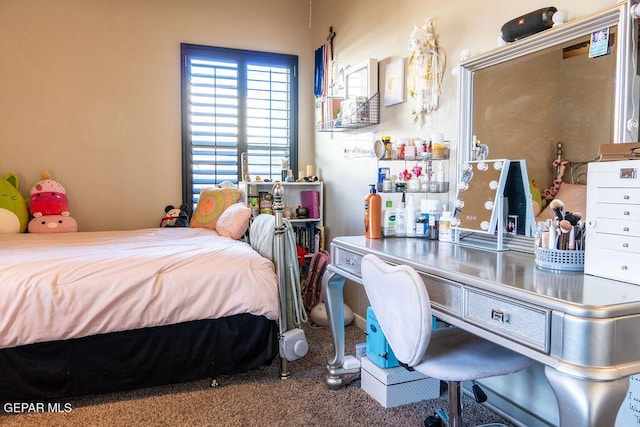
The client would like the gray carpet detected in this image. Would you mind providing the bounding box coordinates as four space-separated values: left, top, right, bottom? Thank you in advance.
0 324 514 427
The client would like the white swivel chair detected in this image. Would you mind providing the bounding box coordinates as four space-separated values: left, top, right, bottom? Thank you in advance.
360 254 533 427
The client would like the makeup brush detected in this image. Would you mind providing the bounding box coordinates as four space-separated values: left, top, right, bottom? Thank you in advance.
564 211 582 226
558 219 572 250
549 199 565 222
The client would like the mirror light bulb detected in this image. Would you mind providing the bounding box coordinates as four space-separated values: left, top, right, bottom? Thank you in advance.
484 201 494 210
493 161 503 170
489 180 499 190
552 10 567 26
480 221 490 230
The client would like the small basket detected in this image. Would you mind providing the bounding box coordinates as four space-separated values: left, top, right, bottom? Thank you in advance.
534 247 584 271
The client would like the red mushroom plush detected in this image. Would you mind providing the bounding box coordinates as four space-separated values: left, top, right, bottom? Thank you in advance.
27 171 78 233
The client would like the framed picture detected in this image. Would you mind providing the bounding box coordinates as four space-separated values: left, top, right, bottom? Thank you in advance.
344 58 378 100
384 58 405 107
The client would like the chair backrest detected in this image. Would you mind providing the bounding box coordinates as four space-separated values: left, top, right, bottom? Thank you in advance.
360 254 432 367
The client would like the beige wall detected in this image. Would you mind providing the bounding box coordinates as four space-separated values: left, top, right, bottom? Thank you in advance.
310 0 613 243
0 0 315 231
309 0 613 320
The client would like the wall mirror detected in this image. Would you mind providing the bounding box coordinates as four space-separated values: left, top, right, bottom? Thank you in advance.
456 2 639 247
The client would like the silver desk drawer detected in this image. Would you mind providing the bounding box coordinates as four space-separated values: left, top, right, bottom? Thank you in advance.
464 289 550 352
419 272 463 317
333 246 364 278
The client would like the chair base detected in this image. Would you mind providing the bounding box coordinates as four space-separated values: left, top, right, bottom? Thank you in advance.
424 381 508 427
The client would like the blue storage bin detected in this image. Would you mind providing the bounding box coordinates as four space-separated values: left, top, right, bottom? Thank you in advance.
366 306 399 369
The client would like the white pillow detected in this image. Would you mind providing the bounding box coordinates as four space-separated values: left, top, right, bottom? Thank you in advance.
215 202 251 239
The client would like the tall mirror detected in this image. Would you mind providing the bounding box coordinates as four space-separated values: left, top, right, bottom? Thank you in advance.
456 2 639 243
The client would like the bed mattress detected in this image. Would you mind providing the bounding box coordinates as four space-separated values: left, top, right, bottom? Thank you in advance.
0 228 279 349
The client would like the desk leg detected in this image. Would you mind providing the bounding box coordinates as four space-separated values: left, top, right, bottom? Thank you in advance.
544 366 628 427
323 269 361 390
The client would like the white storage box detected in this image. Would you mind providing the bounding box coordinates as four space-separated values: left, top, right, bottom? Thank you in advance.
360 356 440 408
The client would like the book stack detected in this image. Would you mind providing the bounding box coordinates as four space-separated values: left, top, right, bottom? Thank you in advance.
292 223 324 254
300 190 320 219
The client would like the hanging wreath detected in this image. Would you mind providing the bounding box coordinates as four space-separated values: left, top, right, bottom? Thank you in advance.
408 20 446 127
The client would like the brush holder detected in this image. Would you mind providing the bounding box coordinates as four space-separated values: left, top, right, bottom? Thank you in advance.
535 247 584 271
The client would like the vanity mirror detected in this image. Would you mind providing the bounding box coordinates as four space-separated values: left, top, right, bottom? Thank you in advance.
453 159 533 250
456 2 639 246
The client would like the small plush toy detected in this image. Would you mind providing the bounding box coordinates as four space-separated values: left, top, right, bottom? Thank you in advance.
529 178 546 217
28 171 78 233
28 214 79 233
160 204 190 227
0 172 28 233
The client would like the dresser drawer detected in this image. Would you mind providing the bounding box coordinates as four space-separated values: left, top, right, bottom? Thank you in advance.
587 218 640 237
333 246 364 278
464 290 550 352
591 187 640 206
588 231 640 253
588 163 640 188
585 247 640 284
588 201 640 220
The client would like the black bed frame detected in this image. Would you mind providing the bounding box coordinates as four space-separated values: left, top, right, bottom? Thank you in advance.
0 314 278 400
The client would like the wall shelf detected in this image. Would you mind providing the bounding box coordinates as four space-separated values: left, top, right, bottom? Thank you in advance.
316 93 380 132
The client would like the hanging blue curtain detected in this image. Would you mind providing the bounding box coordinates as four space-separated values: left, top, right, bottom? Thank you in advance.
314 45 326 99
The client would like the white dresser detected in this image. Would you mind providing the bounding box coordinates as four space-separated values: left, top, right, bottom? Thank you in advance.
585 160 640 284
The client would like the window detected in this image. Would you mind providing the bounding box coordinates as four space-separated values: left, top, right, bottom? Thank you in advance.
181 44 298 207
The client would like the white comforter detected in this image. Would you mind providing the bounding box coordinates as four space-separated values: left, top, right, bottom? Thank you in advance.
0 228 279 349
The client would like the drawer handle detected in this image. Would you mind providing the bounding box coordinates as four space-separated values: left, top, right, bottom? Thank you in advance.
624 195 630 200
622 266 628 271
623 243 629 248
623 227 630 232
491 309 510 324
624 211 630 216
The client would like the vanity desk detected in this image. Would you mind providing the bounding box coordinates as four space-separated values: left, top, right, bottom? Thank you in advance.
322 235 640 426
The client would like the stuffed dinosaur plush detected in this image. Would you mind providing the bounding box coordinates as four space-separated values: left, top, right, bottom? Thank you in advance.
529 178 546 217
0 172 28 233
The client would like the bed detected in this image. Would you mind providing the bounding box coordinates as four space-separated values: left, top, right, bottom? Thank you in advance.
0 186 293 400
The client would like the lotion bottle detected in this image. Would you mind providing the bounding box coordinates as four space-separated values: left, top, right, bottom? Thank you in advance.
382 198 395 237
394 193 406 237
364 185 382 239
405 195 416 237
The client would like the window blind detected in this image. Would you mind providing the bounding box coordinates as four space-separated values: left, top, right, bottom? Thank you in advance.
181 44 298 207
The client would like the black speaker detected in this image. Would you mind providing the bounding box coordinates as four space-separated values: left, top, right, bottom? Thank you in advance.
501 7 557 42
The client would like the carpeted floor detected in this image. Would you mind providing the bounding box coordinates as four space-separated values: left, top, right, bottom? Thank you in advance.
0 324 514 427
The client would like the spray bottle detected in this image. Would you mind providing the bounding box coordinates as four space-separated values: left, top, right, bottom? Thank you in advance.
364 185 382 239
